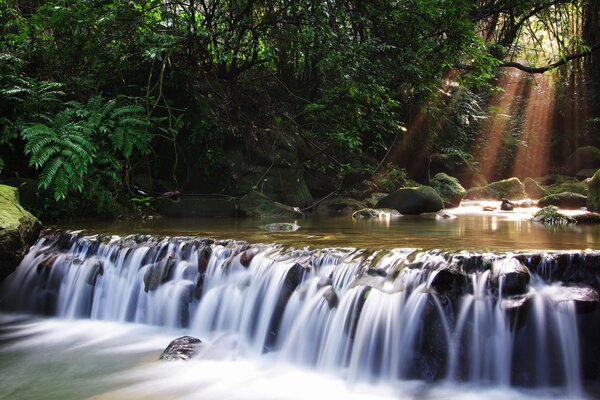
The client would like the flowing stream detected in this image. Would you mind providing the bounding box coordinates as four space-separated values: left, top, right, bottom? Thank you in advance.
1 229 600 399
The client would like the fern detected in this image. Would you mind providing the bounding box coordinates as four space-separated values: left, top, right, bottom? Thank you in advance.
22 111 96 201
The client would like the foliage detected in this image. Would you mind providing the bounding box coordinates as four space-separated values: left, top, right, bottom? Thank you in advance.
532 206 576 226
0 0 598 220
20 96 152 215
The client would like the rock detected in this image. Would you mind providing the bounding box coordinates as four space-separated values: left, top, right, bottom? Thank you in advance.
538 192 587 209
314 197 366 216
322 287 338 309
545 179 588 196
351 208 401 219
429 173 466 208
0 185 42 280
523 177 547 199
428 153 484 188
159 336 202 361
259 222 300 232
563 146 600 176
588 169 600 212
531 206 576 225
466 177 527 200
239 248 258 267
550 285 600 314
576 169 598 181
144 254 176 292
500 199 514 211
429 268 466 296
375 186 444 215
572 212 600 224
238 191 303 218
419 210 456 220
491 258 531 296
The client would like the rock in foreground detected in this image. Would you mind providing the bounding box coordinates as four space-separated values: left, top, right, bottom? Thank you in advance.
160 336 203 361
0 184 42 280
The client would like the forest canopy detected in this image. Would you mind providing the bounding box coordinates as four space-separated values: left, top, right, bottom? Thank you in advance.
1 0 599 218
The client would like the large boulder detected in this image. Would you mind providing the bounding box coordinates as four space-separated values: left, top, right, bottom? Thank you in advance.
428 153 485 188
563 146 600 176
522 177 547 199
429 173 466 208
238 191 303 218
538 192 587 209
0 185 42 280
375 186 444 215
587 169 600 212
466 177 527 200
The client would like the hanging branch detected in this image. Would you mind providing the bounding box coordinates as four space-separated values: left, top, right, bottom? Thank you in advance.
498 41 600 73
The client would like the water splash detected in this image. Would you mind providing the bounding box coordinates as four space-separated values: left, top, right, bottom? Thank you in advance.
1 231 597 397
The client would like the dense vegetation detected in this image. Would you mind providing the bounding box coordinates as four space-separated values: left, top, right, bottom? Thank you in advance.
1 0 599 219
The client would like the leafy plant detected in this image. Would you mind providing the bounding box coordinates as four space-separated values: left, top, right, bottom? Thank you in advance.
532 206 576 226
22 110 96 201
20 95 153 212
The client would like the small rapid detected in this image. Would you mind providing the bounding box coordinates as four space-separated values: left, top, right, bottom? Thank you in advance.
2 230 600 398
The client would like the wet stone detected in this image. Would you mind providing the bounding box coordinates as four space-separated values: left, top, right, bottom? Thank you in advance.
159 336 202 361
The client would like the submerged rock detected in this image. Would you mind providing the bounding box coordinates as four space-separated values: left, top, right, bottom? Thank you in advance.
375 186 444 215
238 191 303 218
0 184 42 280
538 192 587 209
351 208 401 219
159 336 203 361
259 222 300 232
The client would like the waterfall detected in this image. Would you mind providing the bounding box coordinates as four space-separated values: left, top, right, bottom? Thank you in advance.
1 230 599 396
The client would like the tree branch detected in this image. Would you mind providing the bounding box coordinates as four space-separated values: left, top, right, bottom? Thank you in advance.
498 42 600 73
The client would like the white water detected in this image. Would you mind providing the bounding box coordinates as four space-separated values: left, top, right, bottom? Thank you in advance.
1 232 597 399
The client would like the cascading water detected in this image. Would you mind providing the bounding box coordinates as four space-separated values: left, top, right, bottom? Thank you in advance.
1 230 599 398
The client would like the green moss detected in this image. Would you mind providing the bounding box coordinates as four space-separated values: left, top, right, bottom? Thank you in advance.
465 177 526 200
544 181 588 196
531 206 576 226
587 169 600 212
429 173 466 207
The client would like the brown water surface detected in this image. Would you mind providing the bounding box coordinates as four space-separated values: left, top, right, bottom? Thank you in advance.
53 203 600 252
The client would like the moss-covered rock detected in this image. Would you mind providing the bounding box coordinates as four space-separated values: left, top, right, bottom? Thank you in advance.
429 173 466 208
466 177 527 200
238 191 303 218
537 192 587 209
0 184 42 280
563 146 600 176
587 169 600 212
531 206 576 226
351 208 401 219
375 186 444 215
523 177 547 199
544 180 588 196
429 152 484 188
314 197 366 217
